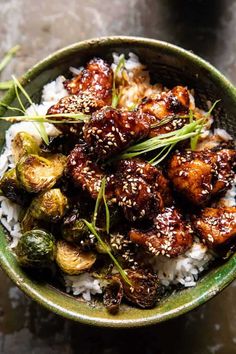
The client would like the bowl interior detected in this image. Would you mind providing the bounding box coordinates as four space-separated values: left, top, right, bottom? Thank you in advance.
0 37 236 327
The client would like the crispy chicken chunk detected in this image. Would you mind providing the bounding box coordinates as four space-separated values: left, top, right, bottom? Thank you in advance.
64 58 113 105
138 86 190 136
114 159 173 221
192 207 236 248
211 149 236 195
47 93 100 135
129 207 193 257
168 149 236 206
83 107 150 160
66 145 105 199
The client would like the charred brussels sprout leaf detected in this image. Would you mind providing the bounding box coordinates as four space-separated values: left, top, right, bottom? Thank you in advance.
121 269 162 308
16 154 66 193
55 240 96 275
15 229 55 268
103 277 123 315
0 168 31 206
45 153 67 172
30 188 68 222
62 219 90 243
21 208 42 233
95 240 111 254
40 134 81 155
12 132 40 163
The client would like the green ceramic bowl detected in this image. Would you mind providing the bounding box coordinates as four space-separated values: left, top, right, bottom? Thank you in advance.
0 36 236 328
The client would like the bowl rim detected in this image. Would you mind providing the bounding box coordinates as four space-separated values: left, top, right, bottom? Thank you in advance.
0 35 236 328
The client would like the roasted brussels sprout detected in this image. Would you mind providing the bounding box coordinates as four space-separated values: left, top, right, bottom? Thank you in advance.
95 240 111 254
121 269 162 308
62 219 90 243
45 153 67 172
0 168 31 206
21 208 42 233
15 229 55 268
12 132 40 163
30 189 68 222
103 277 123 315
40 134 80 155
16 154 66 193
55 240 96 275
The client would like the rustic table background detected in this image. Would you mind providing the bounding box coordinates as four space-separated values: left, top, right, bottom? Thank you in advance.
0 0 236 353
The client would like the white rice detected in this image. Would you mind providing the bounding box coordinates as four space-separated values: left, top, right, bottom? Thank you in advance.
0 53 235 301
64 273 102 301
112 52 145 76
214 128 233 141
0 196 22 248
152 241 214 287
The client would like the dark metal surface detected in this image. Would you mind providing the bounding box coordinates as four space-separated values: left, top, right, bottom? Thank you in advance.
0 0 236 353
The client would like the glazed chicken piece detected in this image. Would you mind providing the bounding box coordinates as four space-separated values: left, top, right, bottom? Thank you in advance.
168 149 236 206
211 148 236 195
64 58 113 106
66 144 105 199
138 86 190 137
47 93 104 135
129 207 193 257
83 107 150 160
114 159 173 222
192 206 236 248
110 233 139 268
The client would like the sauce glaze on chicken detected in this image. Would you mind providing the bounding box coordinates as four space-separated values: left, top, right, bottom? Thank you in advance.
1 55 235 315
56 57 235 311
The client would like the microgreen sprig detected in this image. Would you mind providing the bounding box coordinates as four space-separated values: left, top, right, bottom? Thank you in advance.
0 80 14 90
83 178 131 286
118 118 205 161
0 76 91 143
83 220 132 285
12 75 49 145
190 99 220 150
0 112 90 124
0 45 20 74
92 178 110 234
0 45 20 91
117 99 220 164
150 114 189 129
206 99 221 117
111 54 125 108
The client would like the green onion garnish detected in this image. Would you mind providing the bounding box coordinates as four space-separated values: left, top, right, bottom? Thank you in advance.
12 75 49 145
0 112 90 124
0 80 14 90
116 100 220 164
84 177 131 286
111 55 125 108
83 220 132 286
0 45 20 74
190 100 220 151
0 76 91 143
118 118 205 161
